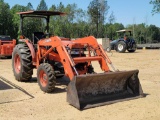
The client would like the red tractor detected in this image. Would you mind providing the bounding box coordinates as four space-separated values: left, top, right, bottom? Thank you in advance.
12 11 143 110
0 35 16 58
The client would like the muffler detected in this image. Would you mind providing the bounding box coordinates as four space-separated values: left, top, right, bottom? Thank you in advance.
67 70 143 110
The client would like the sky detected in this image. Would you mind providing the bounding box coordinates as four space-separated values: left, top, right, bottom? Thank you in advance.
3 0 160 27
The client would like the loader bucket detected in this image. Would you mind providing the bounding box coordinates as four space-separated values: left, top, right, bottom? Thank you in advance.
67 70 143 110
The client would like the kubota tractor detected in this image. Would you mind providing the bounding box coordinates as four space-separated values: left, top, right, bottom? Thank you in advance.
12 11 143 110
0 35 16 58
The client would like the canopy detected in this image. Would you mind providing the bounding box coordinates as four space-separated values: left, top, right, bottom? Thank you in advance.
17 10 66 17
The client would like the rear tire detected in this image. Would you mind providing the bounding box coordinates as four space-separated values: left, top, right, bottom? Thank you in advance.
12 44 33 81
128 49 136 52
128 43 136 52
116 41 126 53
37 63 56 93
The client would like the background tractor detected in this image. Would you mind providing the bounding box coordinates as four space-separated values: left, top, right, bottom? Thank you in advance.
108 29 137 53
0 35 16 58
12 11 143 110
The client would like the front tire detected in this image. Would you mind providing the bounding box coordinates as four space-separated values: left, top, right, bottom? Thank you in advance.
116 41 126 53
128 49 136 52
106 47 111 52
12 44 33 82
37 63 56 93
128 43 136 52
7 56 12 59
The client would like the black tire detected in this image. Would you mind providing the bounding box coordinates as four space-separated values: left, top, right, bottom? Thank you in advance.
87 65 96 74
128 43 136 52
128 49 136 52
56 74 64 79
7 56 12 59
12 44 33 82
37 63 56 93
116 41 126 53
54 62 65 79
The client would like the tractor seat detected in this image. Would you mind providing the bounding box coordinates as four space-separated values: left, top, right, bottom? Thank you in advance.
32 32 45 44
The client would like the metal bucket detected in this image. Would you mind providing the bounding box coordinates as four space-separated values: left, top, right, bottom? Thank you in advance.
67 70 143 110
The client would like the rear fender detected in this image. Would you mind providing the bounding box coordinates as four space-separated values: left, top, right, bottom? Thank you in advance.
25 40 36 63
117 39 126 43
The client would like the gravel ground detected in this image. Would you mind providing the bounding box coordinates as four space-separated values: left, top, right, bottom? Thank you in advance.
0 49 160 120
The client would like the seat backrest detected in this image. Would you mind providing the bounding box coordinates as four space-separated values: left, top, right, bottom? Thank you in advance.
33 32 45 44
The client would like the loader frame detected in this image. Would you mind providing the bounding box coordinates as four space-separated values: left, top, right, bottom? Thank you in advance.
24 36 114 80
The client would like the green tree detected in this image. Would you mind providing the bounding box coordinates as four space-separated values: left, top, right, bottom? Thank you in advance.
105 23 124 40
49 5 56 11
26 2 34 10
37 0 48 10
51 2 65 36
11 3 43 40
0 0 14 37
24 3 41 39
88 0 110 37
35 0 48 36
74 9 89 37
132 24 146 44
108 11 116 24
49 2 87 38
147 25 160 43
150 0 160 14
11 4 27 40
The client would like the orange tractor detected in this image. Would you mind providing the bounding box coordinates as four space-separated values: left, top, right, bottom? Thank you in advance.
12 11 143 110
0 35 16 58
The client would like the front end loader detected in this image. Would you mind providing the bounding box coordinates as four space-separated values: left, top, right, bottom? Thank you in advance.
12 11 143 110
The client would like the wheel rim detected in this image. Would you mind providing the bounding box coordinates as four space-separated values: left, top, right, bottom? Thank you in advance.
14 54 21 73
106 47 111 52
39 70 48 87
118 44 124 51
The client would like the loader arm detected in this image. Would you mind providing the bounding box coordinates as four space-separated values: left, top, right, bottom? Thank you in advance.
72 36 113 71
37 36 76 80
73 36 112 63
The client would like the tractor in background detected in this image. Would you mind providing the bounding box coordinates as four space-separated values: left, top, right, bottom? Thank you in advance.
108 29 137 53
0 35 16 58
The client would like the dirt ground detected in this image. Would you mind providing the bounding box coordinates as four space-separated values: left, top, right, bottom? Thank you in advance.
0 49 160 120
